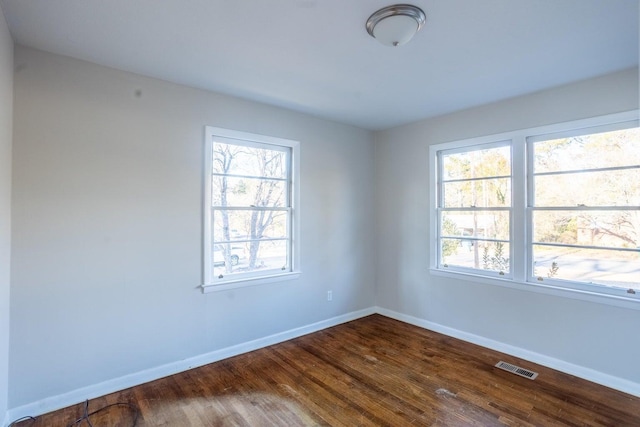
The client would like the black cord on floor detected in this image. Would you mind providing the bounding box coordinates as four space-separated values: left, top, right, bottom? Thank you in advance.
66 399 139 427
8 399 138 427
8 415 37 427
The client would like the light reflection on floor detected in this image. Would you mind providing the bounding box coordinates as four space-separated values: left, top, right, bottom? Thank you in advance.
136 392 324 426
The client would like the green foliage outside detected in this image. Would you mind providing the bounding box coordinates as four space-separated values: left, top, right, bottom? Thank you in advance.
440 126 639 286
441 217 460 258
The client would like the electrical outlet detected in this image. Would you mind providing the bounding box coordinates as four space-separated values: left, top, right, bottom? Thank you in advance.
327 290 333 301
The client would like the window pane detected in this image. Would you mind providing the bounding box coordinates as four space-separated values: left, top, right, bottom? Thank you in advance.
443 177 510 208
213 209 288 241
213 240 288 277
441 239 510 273
532 245 639 291
213 242 246 268
212 142 288 179
534 168 639 207
533 210 640 250
442 145 510 180
212 176 287 208
533 127 640 174
442 211 509 240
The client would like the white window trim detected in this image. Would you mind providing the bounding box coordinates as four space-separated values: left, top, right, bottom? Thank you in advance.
202 126 301 293
436 139 513 278
429 110 640 310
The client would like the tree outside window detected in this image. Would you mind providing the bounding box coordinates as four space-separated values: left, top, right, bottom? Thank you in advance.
203 127 299 290
432 115 639 299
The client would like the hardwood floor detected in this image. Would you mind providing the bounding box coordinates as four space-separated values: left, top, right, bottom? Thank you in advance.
13 314 640 426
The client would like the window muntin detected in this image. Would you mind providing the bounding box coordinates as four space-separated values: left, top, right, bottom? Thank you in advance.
203 128 299 289
432 112 640 303
437 143 512 276
528 125 640 292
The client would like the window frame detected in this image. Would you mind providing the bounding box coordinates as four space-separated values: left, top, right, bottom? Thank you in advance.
436 140 514 279
202 126 300 293
429 110 640 309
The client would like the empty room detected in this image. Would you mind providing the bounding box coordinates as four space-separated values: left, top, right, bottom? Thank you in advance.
0 1 639 426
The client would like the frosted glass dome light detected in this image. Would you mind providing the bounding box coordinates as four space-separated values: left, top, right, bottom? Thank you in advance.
366 4 426 47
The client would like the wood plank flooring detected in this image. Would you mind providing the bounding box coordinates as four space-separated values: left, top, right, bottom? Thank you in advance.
13 314 640 426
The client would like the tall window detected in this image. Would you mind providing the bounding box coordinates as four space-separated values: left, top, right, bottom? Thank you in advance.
528 124 640 292
431 111 639 303
437 142 512 276
203 127 299 291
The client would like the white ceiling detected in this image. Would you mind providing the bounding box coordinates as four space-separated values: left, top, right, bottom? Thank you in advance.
1 0 638 130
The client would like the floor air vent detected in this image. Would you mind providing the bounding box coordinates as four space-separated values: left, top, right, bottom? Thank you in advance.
495 361 538 380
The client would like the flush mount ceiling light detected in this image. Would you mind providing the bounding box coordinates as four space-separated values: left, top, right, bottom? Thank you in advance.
366 4 426 47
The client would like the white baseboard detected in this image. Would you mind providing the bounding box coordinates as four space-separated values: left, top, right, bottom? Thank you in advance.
376 306 640 398
6 305 639 425
5 307 376 425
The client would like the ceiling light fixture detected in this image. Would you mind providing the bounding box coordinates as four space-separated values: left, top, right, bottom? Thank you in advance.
366 4 426 47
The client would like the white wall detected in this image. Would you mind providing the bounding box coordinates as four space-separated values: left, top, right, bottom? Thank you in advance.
0 4 12 425
375 68 640 392
6 40 638 418
9 46 376 409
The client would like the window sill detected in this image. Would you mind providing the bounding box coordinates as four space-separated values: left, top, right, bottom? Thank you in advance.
429 268 640 311
201 271 301 293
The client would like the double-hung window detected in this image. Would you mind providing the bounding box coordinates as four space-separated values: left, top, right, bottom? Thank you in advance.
203 127 299 292
437 142 512 277
527 123 640 293
431 111 639 303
